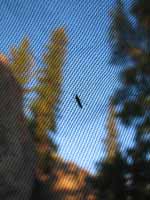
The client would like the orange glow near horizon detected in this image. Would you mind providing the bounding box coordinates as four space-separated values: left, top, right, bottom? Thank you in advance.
0 53 9 65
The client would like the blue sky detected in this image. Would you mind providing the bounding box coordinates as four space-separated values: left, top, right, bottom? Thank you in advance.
0 0 134 174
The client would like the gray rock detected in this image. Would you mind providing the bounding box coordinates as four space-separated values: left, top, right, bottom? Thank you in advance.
0 61 37 200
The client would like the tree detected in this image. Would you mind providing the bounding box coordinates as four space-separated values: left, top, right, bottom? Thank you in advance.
7 27 68 180
110 0 150 199
104 98 118 162
33 28 68 141
0 28 68 198
94 99 127 200
9 37 34 88
29 28 68 177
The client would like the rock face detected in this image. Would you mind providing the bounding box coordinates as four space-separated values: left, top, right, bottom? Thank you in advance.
50 158 96 200
0 61 36 200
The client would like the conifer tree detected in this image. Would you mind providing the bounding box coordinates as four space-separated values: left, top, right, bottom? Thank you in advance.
8 28 68 178
31 28 68 175
9 37 34 87
33 28 67 142
109 0 150 199
95 99 127 200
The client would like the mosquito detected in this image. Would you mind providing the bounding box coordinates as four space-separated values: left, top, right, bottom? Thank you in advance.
75 95 83 109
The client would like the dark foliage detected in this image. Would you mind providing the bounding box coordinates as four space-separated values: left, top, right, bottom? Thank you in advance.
94 1 150 199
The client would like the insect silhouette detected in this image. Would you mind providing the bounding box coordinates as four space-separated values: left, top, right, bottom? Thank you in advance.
75 95 83 109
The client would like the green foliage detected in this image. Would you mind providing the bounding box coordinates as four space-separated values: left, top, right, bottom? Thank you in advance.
30 28 67 176
9 37 34 86
5 27 68 190
33 28 68 141
27 117 58 173
110 0 150 199
95 1 150 200
95 153 128 200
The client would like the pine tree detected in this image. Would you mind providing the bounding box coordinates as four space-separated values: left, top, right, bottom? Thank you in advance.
3 28 68 188
110 0 150 199
33 28 68 142
95 99 127 200
31 28 68 176
9 37 34 88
